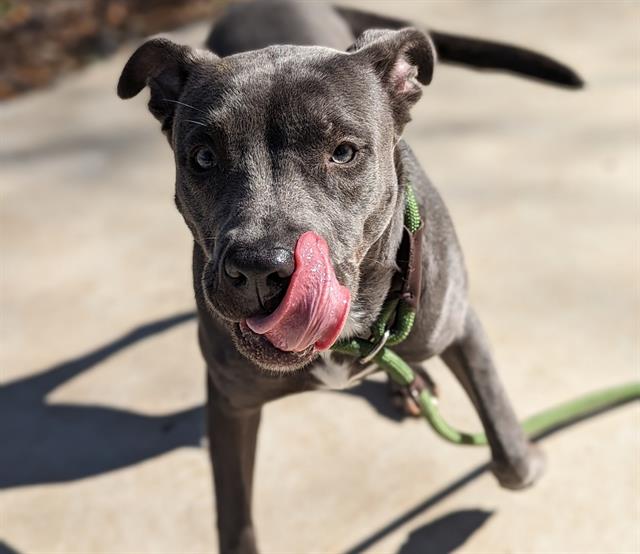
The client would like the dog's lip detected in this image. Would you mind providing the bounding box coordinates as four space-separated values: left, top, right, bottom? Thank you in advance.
238 321 312 356
233 321 317 370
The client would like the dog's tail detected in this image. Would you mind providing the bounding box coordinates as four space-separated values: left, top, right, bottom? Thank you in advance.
335 6 584 89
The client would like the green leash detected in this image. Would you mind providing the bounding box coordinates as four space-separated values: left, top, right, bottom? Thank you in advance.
331 184 640 446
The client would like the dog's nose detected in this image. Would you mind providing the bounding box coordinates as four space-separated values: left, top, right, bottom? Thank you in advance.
223 247 294 310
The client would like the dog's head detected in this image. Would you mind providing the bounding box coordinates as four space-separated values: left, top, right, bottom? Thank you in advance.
118 29 434 371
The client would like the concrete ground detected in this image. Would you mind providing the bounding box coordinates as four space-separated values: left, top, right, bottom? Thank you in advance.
1 2 638 553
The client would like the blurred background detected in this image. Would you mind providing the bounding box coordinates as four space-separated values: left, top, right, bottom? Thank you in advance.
1 1 638 553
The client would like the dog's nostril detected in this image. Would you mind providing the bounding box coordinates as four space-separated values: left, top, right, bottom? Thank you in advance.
233 274 248 287
266 271 289 289
224 264 242 279
223 258 247 286
225 265 238 278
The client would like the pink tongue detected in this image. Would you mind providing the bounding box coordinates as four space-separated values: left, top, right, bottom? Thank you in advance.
245 231 351 352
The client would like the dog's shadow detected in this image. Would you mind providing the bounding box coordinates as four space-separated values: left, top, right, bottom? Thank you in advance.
0 310 414 490
0 311 204 489
3 309 631 490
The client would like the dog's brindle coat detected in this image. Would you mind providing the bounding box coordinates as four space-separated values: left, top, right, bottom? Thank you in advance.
118 3 581 552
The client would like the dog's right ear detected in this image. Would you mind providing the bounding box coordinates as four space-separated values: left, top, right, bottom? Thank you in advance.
117 38 214 135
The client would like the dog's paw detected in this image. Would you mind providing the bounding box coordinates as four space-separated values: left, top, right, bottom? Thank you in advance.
389 382 422 417
221 526 259 554
491 443 546 490
387 366 438 418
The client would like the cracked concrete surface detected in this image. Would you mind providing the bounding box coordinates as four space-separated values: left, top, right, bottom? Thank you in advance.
1 2 638 553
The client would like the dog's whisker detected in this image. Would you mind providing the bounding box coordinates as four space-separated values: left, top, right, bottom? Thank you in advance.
162 98 209 115
183 119 207 127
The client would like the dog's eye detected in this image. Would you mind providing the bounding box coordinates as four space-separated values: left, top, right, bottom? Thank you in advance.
191 146 216 171
330 143 357 164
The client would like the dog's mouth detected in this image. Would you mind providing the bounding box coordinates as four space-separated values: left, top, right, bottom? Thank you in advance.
228 231 351 370
231 321 318 371
246 231 351 352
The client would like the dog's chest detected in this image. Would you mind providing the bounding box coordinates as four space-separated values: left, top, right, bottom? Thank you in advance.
312 352 378 390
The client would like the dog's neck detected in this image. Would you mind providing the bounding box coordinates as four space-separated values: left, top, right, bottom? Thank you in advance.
349 143 410 337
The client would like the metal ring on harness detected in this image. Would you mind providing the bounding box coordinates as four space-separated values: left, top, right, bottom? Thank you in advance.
359 329 390 365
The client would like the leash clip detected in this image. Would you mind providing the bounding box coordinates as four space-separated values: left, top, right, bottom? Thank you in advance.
359 329 390 365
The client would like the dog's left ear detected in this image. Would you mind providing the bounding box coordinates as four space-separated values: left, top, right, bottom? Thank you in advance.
349 28 435 132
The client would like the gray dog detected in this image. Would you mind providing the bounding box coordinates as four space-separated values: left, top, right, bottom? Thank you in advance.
118 2 582 552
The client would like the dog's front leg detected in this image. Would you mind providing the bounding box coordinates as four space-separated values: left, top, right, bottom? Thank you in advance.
441 307 545 489
207 373 261 554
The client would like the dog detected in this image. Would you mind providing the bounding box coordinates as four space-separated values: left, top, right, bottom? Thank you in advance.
117 2 582 552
